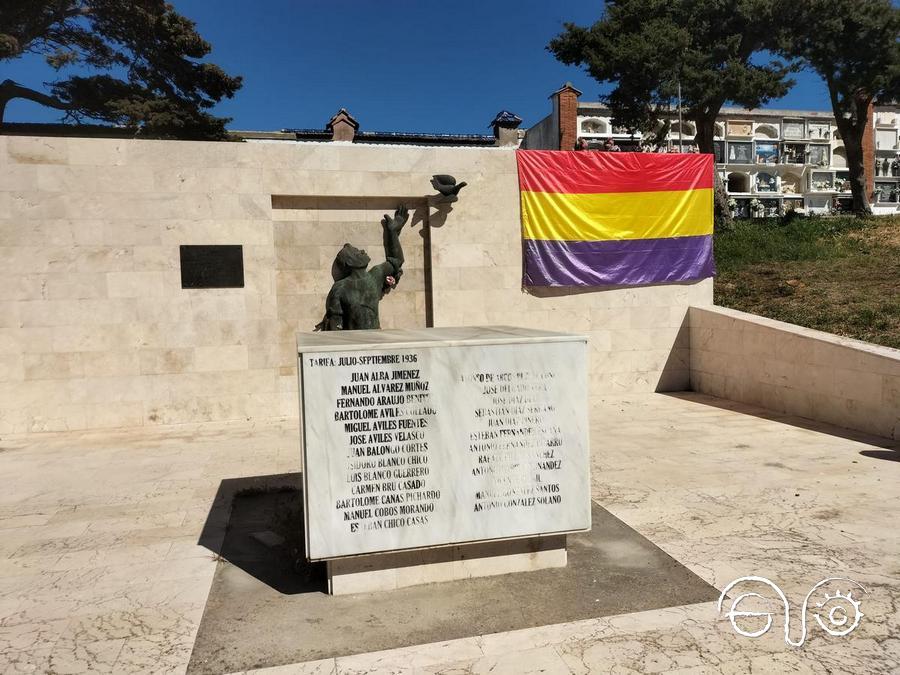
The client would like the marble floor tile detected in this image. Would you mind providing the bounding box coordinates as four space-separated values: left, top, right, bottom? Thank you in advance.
0 514 53 530
51 542 174 572
46 636 126 674
1 646 54 675
334 637 484 674
476 618 605 657
0 616 69 655
428 645 574 675
0 393 896 673
112 631 195 674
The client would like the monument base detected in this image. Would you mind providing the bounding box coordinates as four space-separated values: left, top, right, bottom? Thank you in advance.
326 535 567 595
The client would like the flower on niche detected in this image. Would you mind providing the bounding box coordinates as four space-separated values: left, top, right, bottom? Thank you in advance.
385 276 396 287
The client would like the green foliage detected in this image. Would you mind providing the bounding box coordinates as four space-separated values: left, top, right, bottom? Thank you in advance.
786 1 900 117
714 216 900 349
0 1 242 139
714 216 870 272
781 1 900 214
548 0 795 149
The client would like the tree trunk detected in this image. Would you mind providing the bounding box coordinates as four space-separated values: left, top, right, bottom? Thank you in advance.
825 85 873 217
693 117 715 155
835 120 872 216
845 138 871 215
693 114 731 229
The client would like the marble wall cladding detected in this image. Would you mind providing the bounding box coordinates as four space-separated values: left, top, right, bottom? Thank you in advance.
1 135 713 433
273 196 428 379
690 305 900 440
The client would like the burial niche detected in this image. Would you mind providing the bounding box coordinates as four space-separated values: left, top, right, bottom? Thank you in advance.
727 172 750 193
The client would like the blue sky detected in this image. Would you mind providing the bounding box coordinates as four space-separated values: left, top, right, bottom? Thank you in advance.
3 0 832 134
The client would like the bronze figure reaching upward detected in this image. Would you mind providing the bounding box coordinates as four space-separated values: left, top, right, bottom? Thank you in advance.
316 204 409 331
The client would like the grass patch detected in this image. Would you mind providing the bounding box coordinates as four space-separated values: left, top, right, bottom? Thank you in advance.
714 215 900 349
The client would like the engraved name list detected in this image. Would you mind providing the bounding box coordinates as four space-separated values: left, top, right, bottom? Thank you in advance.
300 337 589 560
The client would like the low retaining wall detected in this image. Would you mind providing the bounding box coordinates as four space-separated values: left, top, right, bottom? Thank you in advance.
690 305 900 440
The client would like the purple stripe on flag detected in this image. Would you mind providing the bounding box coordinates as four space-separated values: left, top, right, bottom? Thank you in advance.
523 235 715 287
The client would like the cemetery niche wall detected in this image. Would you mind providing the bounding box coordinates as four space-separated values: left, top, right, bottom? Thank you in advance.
297 327 590 592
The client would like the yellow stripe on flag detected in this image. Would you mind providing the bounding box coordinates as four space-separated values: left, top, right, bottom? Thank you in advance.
521 188 713 242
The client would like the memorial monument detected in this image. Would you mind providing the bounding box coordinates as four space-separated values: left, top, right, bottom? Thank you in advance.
300 186 590 594
297 327 590 594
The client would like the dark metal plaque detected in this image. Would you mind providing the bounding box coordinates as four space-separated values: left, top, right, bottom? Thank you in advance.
180 245 244 289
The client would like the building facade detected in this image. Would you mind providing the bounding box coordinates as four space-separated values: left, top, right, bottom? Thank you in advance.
873 104 900 211
524 84 900 216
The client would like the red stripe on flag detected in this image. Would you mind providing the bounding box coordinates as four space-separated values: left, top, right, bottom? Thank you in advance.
517 150 714 195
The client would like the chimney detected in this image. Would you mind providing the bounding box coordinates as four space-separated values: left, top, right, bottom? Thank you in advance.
490 110 523 147
326 108 359 142
551 82 582 150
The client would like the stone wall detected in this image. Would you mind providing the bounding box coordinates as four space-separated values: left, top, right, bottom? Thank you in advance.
690 305 900 440
271 195 429 377
521 114 557 151
0 134 712 433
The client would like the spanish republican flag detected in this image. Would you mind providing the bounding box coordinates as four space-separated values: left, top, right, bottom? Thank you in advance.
517 150 715 286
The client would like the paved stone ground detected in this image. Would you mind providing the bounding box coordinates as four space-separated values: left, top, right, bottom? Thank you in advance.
187 498 718 672
1 393 898 674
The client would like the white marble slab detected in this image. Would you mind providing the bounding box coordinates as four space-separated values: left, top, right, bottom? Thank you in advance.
296 326 587 352
298 326 590 560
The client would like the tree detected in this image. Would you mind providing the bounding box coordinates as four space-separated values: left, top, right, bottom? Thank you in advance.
0 1 242 139
784 0 900 215
548 0 795 225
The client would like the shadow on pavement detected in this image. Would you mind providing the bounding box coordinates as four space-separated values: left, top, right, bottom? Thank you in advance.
859 449 900 462
189 484 720 674
196 472 326 595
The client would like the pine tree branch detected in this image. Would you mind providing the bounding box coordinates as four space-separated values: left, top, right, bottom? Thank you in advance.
13 2 90 55
0 79 72 123
62 5 92 20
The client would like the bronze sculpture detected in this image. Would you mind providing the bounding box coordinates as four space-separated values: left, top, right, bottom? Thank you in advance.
316 205 409 331
430 175 467 203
